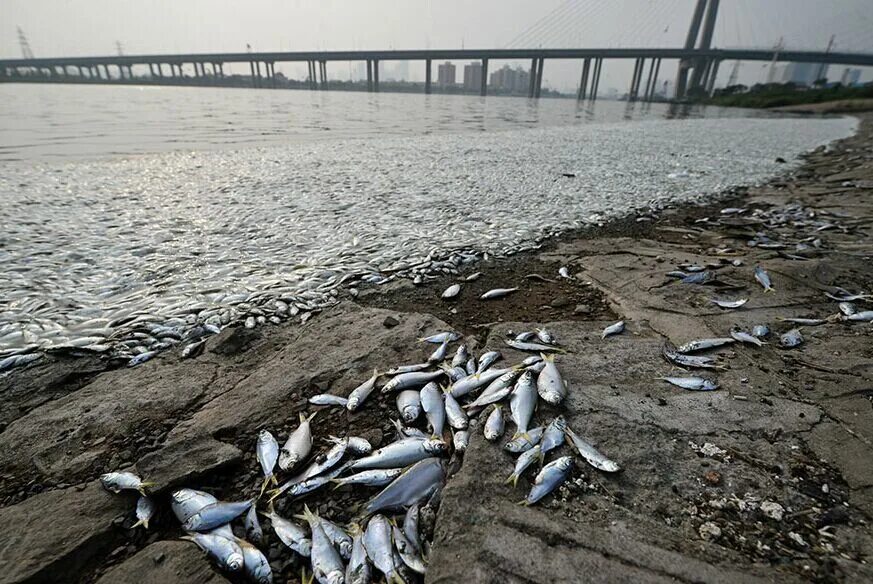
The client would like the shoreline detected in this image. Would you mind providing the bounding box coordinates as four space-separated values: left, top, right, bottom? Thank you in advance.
1 114 872 583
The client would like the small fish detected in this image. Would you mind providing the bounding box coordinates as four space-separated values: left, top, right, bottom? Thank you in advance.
0 353 41 372
302 505 345 584
524 456 573 505
506 445 542 487
558 267 572 279
751 324 770 338
428 339 450 363
181 339 206 359
128 351 157 367
847 311 873 322
483 405 505 441
100 471 153 495
465 272 482 282
536 354 566 405
364 514 402 582
171 488 217 524
710 298 748 309
540 416 567 458
777 317 827 326
418 331 461 344
310 516 353 560
663 342 717 369
658 376 719 391
346 369 380 412
448 367 514 398
182 532 245 573
393 522 427 575
511 371 538 434
521 355 543 367
403 504 422 556
257 429 279 495
441 284 461 299
476 351 502 373
480 287 519 300
565 426 620 472
279 412 316 471
754 266 774 292
838 302 856 316
666 270 688 279
364 458 446 515
676 338 735 353
420 382 446 437
349 437 447 471
441 364 467 383
263 507 312 557
453 429 470 452
333 468 403 488
330 435 372 455
514 331 538 342
730 329 764 347
505 339 565 353
385 362 431 375
443 388 468 430
451 344 469 368
133 495 156 529
536 328 557 345
291 439 349 484
681 271 714 285
601 321 624 339
465 357 477 375
780 329 804 347
346 525 372 584
244 504 263 544
381 370 444 394
824 291 871 302
396 389 421 423
272 465 347 500
504 426 544 453
236 538 273 584
309 394 349 407
721 207 747 215
182 500 253 532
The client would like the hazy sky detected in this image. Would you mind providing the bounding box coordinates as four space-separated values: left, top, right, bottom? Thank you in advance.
2 0 871 91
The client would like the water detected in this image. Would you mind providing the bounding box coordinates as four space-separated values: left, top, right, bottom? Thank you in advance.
0 84 856 357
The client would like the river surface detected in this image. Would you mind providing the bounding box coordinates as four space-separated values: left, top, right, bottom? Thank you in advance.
0 84 857 356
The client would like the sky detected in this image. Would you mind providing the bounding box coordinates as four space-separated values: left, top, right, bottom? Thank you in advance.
2 0 871 92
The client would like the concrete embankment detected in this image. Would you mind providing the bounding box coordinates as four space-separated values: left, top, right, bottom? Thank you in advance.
1 115 871 583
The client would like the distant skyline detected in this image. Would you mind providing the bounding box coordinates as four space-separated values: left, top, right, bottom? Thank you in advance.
2 1 871 92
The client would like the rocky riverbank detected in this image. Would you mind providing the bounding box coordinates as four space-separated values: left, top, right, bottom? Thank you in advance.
1 114 872 584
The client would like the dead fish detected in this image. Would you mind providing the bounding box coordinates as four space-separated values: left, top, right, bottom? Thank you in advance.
730 329 764 347
465 272 482 282
452 429 470 452
540 416 567 459
396 389 421 423
346 369 380 412
824 291 871 302
483 405 505 441
523 456 573 505
676 338 735 353
133 495 156 529
443 389 468 430
847 311 873 322
278 412 316 471
244 504 263 544
441 284 461 299
666 270 688 279
100 471 153 495
754 266 774 292
392 522 427 575
420 382 446 437
309 394 349 407
236 538 273 583
349 437 447 471
565 425 621 473
838 302 856 316
428 339 450 363
0 353 41 372
381 370 444 394
364 457 446 514
777 317 827 326
257 430 279 495
128 351 157 367
601 321 624 339
558 267 572 279
301 506 345 584
510 371 538 434
780 329 804 347
403 504 422 556
385 362 431 375
171 488 218 524
536 328 557 345
504 426 544 453
181 339 206 359
330 435 372 456
710 298 748 309
181 532 244 573
514 331 538 342
751 324 770 338
536 354 566 405
480 288 519 300
451 344 469 368
419 332 461 344
363 514 401 582
346 525 372 584
332 468 403 488
476 350 502 372
658 376 719 391
681 271 714 285
262 507 311 558
505 339 565 353
506 444 541 487
183 499 253 532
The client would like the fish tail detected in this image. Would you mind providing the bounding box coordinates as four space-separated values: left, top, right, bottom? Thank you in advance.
516 499 530 507
330 479 345 490
301 567 314 584
131 518 145 529
137 481 156 494
265 488 282 503
540 352 553 362
305 411 318 423
258 476 271 499
504 473 518 487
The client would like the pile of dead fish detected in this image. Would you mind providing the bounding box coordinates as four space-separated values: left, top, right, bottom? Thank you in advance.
99 327 618 583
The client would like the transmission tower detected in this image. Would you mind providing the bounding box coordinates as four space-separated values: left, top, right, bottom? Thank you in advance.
17 26 34 59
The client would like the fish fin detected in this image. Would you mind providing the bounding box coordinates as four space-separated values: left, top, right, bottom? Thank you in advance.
300 567 314 584
504 473 517 486
258 476 271 499
540 353 553 362
265 488 282 503
330 479 344 490
131 518 145 529
302 411 317 423
516 499 530 507
137 481 156 494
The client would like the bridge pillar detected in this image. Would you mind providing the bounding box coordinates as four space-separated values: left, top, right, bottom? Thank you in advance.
688 0 720 96
534 57 544 98
480 58 488 96
628 58 641 100
577 58 590 100
249 61 257 87
675 0 708 99
705 58 720 95
321 61 328 90
424 59 431 94
373 59 379 92
528 59 538 98
642 58 655 101
591 58 603 100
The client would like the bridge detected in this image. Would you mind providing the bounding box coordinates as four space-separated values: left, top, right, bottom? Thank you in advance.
2 0 871 101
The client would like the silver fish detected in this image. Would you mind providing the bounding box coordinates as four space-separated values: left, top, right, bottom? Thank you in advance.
182 532 244 573
385 362 432 375
292 439 349 484
465 272 482 281
100 471 152 495
302 506 345 584
183 499 252 532
365 457 446 514
396 390 421 423
659 376 719 391
403 504 422 556
536 354 566 405
279 412 316 470
441 364 468 383
505 339 564 353
181 339 206 359
0 353 41 372
128 351 157 367
780 328 804 347
676 338 735 353
838 302 856 316
520 355 543 367
476 351 502 373
393 522 427 575
346 526 372 584
483 405 505 441
443 388 468 430
601 321 625 339
346 369 380 412
511 371 538 435
465 357 477 375
236 537 273 584
506 444 541 487
442 284 461 299
453 429 470 452
133 495 156 529
309 394 349 407
711 298 748 309
331 435 372 455
755 266 774 292
448 367 513 398
420 382 446 437
751 324 770 338
514 331 538 342
313 516 353 560
480 287 519 300
504 426 544 453
524 456 573 505
263 507 311 557
257 429 279 495
428 339 450 363
171 488 218 524
391 419 428 440
565 426 621 473
540 416 567 458
558 267 572 279
364 515 401 582
273 464 347 500
825 291 871 302
381 370 444 394
350 437 447 471
245 504 263 544
451 344 469 368
536 328 557 345
778 317 827 326
730 329 764 347
332 468 403 488
419 331 461 344
846 311 873 322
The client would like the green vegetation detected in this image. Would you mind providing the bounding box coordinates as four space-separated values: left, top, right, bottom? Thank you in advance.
703 81 873 109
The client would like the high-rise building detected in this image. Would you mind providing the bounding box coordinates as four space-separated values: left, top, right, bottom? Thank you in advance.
437 62 456 87
782 62 828 86
463 62 482 91
396 60 409 82
840 68 862 86
489 65 530 94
